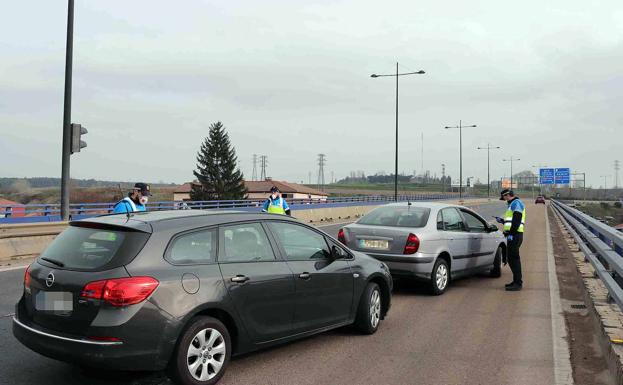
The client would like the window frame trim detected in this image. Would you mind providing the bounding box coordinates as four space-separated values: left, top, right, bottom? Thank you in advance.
438 207 467 232
265 220 337 262
163 226 219 266
216 221 280 264
459 209 488 233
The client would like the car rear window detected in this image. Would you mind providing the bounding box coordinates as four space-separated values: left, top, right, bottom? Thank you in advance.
357 206 431 228
38 224 150 271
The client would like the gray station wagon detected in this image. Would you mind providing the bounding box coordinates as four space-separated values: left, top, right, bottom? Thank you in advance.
13 210 392 385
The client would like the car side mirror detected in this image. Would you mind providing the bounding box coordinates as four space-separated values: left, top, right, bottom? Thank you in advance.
487 224 499 232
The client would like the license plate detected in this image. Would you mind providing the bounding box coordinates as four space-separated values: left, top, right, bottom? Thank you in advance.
35 291 73 312
360 239 389 250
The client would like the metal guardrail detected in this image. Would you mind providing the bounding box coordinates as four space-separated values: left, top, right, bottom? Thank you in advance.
550 200 623 310
0 193 462 224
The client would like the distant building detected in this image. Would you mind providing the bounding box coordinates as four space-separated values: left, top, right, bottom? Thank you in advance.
0 198 26 218
173 180 328 201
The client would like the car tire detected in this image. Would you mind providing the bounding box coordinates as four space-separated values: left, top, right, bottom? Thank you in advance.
489 246 503 278
354 282 382 334
170 316 231 385
429 258 449 295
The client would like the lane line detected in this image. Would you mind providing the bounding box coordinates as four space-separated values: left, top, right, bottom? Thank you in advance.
0 264 28 273
545 207 574 385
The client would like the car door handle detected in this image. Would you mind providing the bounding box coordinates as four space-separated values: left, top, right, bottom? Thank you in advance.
231 275 249 283
298 272 311 280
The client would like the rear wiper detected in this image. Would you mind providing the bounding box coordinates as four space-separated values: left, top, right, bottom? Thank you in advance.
41 257 65 267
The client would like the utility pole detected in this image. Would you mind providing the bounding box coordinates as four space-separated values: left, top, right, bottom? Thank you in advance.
441 163 446 193
477 143 501 199
60 0 75 221
317 154 326 191
502 156 520 188
259 155 268 180
615 160 620 189
251 154 258 181
601 175 610 199
421 132 424 172
444 120 477 199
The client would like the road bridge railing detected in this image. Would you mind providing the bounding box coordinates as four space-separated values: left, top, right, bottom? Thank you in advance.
551 199 623 310
0 193 463 224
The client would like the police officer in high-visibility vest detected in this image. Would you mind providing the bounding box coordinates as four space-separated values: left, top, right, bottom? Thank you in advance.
262 186 291 215
112 183 151 214
494 189 526 291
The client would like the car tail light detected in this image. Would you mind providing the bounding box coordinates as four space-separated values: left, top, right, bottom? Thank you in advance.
403 233 420 254
24 265 32 293
337 228 346 245
80 277 159 307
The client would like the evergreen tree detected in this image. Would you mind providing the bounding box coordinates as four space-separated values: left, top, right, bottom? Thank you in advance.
190 121 247 201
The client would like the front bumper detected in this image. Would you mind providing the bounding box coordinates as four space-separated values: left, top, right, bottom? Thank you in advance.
365 252 436 280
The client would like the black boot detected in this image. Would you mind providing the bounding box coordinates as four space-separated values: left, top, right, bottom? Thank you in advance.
505 283 522 291
505 281 514 287
489 269 501 278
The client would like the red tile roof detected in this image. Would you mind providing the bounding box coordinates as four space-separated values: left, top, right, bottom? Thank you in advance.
0 198 23 206
174 181 327 196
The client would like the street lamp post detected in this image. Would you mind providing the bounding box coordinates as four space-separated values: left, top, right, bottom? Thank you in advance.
477 143 500 199
502 156 520 189
444 121 477 199
371 63 425 201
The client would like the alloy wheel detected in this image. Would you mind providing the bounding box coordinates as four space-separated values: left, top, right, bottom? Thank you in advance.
436 264 448 291
369 289 381 328
187 328 226 381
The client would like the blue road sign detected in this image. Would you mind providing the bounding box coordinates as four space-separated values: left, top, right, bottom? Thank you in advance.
554 168 570 184
540 168 555 185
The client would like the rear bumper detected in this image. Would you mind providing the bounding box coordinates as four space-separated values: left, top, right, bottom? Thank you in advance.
365 253 435 280
12 316 165 371
12 299 179 371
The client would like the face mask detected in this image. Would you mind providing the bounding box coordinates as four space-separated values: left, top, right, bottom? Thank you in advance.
140 196 149 205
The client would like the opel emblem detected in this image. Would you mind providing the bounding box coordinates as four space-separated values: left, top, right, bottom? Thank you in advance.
46 272 55 288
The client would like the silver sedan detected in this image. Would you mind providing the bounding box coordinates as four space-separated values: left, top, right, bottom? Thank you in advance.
338 202 507 295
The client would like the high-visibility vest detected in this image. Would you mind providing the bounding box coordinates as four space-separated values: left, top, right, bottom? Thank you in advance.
267 198 286 215
503 199 526 233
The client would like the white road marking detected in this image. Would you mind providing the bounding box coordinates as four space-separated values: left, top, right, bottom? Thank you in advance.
545 207 574 385
0 264 28 273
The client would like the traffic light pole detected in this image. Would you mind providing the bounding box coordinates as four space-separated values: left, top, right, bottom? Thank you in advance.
61 0 74 221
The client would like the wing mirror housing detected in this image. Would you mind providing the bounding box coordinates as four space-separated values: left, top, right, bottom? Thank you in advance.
487 223 499 232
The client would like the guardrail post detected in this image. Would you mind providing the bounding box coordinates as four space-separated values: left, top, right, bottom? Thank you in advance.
44 206 51 216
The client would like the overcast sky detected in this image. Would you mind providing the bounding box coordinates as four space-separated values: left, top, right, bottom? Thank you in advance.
1 0 622 188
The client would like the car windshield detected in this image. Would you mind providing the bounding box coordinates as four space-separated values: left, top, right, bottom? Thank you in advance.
357 206 430 228
39 224 150 270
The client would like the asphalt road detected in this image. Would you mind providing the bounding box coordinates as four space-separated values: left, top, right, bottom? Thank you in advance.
1 200 566 385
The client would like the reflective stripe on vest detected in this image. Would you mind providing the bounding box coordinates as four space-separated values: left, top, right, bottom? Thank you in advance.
267 198 286 214
503 206 526 233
